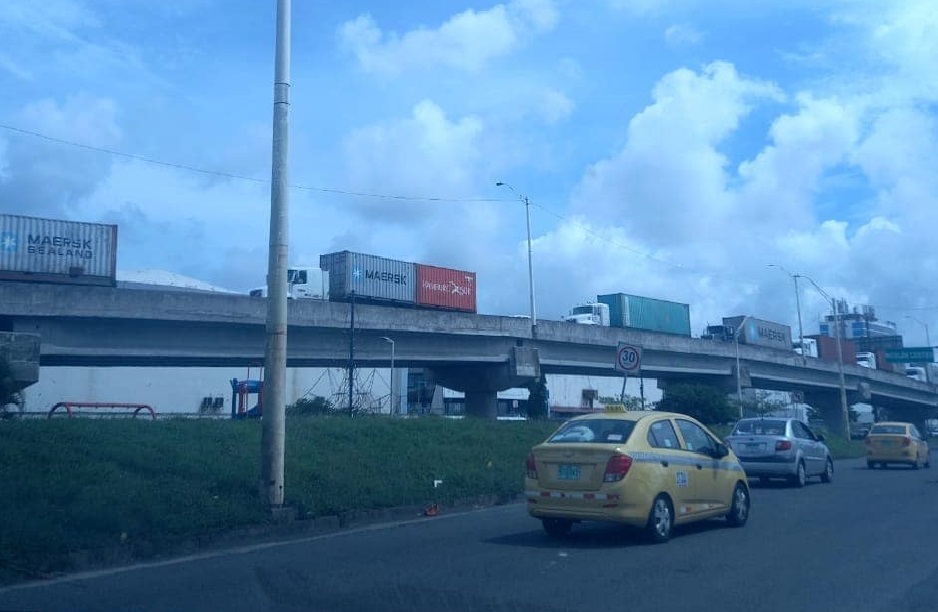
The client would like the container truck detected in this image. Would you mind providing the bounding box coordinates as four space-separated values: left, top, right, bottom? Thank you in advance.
0 213 117 286
249 267 328 299
561 302 610 326
319 250 477 313
805 334 858 365
563 293 691 335
722 316 793 351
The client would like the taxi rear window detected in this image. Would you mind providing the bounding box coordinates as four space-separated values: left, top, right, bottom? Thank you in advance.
548 419 636 444
869 424 906 435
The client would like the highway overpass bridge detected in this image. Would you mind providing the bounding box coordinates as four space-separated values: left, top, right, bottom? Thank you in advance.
1 281 936 429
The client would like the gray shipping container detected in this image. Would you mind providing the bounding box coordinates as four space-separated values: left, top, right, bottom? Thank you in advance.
320 250 416 305
598 293 692 336
0 214 117 286
724 316 793 351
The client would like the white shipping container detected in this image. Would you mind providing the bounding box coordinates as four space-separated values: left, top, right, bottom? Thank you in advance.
0 214 117 286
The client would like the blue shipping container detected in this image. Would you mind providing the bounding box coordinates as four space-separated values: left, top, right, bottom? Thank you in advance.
598 293 691 336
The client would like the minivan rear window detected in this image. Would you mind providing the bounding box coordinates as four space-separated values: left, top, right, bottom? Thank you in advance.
548 419 636 444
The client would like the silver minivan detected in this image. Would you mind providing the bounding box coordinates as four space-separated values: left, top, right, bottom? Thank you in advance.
725 418 833 487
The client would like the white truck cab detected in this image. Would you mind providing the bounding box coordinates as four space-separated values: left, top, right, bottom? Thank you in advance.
856 351 876 369
562 302 610 326
249 267 328 300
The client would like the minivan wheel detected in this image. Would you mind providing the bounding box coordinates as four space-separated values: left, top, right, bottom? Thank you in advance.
542 518 573 538
820 458 834 483
646 494 673 543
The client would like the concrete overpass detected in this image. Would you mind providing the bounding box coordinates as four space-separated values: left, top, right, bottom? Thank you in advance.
1 281 936 428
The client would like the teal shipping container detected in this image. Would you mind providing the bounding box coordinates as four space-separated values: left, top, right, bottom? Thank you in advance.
597 293 692 336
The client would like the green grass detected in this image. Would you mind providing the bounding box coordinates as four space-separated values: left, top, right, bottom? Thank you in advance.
0 416 557 583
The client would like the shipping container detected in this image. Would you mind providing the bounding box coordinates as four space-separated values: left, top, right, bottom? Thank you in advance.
320 251 416 305
723 316 792 351
0 214 117 286
806 334 858 365
873 347 901 373
598 293 691 336
416 264 477 312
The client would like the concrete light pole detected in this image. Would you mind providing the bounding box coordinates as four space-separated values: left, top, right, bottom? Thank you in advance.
381 336 395 415
495 182 536 337
769 264 805 365
803 275 851 440
261 0 291 509
734 315 752 418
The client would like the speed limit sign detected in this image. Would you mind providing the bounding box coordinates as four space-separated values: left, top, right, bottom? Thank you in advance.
615 342 642 375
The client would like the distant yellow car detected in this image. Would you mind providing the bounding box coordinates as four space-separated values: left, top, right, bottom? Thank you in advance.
525 411 750 542
865 422 931 469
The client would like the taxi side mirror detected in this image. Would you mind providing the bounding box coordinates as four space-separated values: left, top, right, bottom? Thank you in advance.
713 444 730 459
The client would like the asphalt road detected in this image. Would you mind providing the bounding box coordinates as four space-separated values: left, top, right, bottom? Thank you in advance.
2 457 938 612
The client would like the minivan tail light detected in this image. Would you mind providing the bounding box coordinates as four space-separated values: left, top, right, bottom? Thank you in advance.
603 454 633 483
525 452 538 479
775 440 793 451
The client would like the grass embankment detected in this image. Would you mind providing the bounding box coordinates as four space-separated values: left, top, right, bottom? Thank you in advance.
0 416 557 584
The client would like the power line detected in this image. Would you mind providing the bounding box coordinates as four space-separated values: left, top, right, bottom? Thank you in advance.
5 121 938 312
0 123 506 203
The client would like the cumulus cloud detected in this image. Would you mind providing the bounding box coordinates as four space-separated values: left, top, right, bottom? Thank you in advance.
338 0 559 75
341 100 484 218
571 62 783 244
0 94 121 218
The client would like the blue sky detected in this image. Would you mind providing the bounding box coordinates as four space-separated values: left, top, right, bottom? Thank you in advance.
2 0 938 344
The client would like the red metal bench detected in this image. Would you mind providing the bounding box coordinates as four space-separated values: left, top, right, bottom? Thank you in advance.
47 402 157 420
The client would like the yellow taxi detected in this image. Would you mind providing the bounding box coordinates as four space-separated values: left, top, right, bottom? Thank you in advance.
525 411 750 542
865 421 931 469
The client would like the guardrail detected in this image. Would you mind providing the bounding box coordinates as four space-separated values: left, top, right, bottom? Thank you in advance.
47 402 157 420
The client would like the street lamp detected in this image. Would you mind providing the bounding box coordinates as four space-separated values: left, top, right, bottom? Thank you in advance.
734 315 753 418
769 264 805 365
802 275 851 440
904 315 932 384
381 337 395 415
495 181 537 337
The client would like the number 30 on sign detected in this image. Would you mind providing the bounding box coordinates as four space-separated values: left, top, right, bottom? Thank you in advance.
615 342 642 375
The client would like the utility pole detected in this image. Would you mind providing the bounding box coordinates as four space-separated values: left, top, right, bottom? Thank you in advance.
260 0 291 508
348 292 356 416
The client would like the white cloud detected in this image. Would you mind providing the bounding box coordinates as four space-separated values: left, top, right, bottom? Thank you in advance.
0 94 121 218
664 23 702 46
571 62 783 244
341 100 484 213
539 88 574 124
338 0 558 76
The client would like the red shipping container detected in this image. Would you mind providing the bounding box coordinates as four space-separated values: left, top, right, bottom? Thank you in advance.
807 334 856 364
416 264 477 312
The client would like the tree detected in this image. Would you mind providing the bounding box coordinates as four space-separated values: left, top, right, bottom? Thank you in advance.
656 383 736 425
525 376 549 420
287 396 335 417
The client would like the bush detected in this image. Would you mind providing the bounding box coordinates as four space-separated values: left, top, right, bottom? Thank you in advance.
287 396 334 417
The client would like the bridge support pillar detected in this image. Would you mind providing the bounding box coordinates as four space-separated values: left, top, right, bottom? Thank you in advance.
429 346 540 419
803 391 850 439
464 389 498 419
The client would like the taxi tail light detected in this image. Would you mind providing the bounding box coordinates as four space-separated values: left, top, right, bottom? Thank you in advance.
775 440 793 451
603 454 633 483
525 452 538 479
902 437 911 447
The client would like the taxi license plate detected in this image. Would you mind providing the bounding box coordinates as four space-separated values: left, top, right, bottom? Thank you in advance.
557 464 580 480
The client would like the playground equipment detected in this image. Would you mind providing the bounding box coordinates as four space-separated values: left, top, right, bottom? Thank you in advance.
230 377 263 419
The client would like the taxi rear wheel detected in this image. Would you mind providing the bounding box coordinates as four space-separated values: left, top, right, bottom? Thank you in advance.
646 494 673 543
542 518 572 538
726 483 749 528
